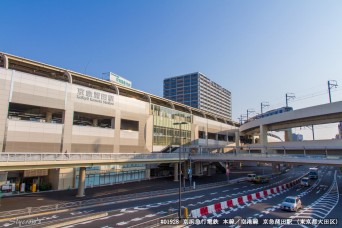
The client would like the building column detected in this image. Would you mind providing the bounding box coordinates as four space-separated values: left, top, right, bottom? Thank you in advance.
111 118 115 128
235 131 240 147
260 125 268 154
46 111 52 123
145 168 150 179
93 119 98 127
284 129 293 142
207 164 211 176
174 164 179 181
76 167 86 197
183 161 188 179
0 68 13 152
194 162 202 176
272 163 280 173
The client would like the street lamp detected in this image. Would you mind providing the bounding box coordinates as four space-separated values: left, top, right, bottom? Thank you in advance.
173 121 187 220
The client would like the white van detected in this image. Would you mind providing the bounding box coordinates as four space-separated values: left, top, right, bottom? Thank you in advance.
247 174 256 181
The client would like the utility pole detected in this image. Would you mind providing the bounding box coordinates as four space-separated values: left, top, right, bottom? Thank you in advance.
261 102 269 114
238 115 246 125
328 80 338 103
285 93 295 107
246 109 255 121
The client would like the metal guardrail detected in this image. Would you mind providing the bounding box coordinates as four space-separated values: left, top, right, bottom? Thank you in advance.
0 152 188 163
193 152 342 161
0 179 235 219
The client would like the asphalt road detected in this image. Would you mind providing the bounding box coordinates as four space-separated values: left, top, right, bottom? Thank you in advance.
0 165 311 228
3 165 339 228
202 166 341 228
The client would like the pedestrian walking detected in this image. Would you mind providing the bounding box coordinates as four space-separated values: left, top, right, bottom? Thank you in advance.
65 150 69 159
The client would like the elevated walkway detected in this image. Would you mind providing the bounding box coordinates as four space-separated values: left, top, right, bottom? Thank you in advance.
1 144 342 171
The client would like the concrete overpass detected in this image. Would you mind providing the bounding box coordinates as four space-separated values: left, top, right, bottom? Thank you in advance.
1 146 342 196
240 101 342 134
0 153 186 171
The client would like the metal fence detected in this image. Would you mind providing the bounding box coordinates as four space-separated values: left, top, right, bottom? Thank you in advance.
0 152 187 163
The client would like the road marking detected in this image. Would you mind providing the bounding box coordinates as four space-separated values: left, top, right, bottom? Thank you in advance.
210 192 218 195
117 221 128 226
157 211 167 215
134 207 148 210
131 217 143 221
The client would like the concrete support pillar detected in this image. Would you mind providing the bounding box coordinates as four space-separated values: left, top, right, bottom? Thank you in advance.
284 129 293 142
111 118 115 128
183 161 188 179
174 164 179 181
272 163 279 173
46 112 52 123
76 167 86 197
260 125 268 154
93 119 98 127
194 162 202 176
251 136 256 144
207 164 211 176
145 169 150 179
235 131 240 147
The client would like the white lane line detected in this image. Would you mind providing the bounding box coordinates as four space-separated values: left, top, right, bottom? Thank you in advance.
131 217 143 221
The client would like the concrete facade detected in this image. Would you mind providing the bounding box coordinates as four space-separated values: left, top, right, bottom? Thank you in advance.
0 54 238 191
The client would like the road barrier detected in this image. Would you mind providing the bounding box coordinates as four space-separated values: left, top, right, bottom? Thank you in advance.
190 178 301 218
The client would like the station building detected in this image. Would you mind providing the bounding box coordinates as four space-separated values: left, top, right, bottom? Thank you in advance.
0 52 238 191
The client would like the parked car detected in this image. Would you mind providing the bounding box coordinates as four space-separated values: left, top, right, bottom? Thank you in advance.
280 196 302 212
247 174 256 182
251 176 270 184
300 177 310 187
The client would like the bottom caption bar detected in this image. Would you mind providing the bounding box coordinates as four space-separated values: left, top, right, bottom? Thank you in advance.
159 218 339 226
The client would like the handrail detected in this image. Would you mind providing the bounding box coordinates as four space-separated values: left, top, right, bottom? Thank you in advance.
0 152 189 162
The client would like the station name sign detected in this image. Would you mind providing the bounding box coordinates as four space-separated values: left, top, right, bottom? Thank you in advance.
76 87 114 105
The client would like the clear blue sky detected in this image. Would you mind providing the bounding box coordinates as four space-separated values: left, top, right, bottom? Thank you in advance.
1 0 342 138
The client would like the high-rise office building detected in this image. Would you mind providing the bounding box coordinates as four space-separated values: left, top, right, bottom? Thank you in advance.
163 72 232 120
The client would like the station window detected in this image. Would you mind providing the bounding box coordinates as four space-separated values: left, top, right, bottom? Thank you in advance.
8 103 63 124
121 119 139 131
198 131 206 139
218 134 226 141
73 112 113 128
208 132 216 140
